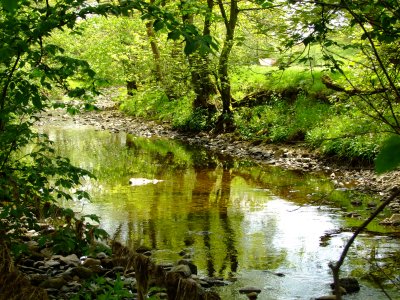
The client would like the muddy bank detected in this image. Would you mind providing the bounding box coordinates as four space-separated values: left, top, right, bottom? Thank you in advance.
37 100 400 216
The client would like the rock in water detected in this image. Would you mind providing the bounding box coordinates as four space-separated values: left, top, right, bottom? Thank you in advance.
330 277 360 293
129 178 164 186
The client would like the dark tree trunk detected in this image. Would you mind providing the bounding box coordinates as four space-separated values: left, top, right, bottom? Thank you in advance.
126 80 137 96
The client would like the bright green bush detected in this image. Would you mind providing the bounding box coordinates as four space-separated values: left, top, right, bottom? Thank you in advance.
306 112 386 162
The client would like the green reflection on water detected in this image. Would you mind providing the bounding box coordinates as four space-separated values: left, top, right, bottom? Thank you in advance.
41 125 400 299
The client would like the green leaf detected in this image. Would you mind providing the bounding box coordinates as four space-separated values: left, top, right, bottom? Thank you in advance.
153 19 164 31
375 135 400 174
1 0 18 13
184 39 198 55
167 30 181 41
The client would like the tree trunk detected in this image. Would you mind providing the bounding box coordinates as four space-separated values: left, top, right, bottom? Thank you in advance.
181 0 217 111
215 0 238 132
145 0 163 83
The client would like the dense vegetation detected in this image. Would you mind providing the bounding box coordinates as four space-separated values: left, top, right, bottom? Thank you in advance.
0 0 399 299
44 0 400 166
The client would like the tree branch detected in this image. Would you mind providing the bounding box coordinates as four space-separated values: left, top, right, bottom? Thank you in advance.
329 186 400 299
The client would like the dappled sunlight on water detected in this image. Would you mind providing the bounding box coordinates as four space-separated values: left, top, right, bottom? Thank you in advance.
40 125 400 300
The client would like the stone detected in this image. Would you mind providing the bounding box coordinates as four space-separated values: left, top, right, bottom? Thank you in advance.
122 277 136 287
45 288 60 295
389 213 400 225
101 257 114 269
170 264 191 278
350 199 362 206
82 258 101 268
330 277 360 293
136 245 152 253
40 248 53 258
158 262 174 271
39 277 67 289
64 281 82 292
151 292 168 299
25 229 39 239
29 273 49 285
177 259 197 275
22 258 35 267
207 279 229 287
25 240 39 252
239 287 262 294
246 292 260 299
71 266 94 279
315 296 336 300
112 266 125 273
96 252 108 259
60 254 80 267
44 260 61 268
33 261 45 268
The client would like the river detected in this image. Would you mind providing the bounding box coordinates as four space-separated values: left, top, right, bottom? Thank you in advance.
40 124 400 300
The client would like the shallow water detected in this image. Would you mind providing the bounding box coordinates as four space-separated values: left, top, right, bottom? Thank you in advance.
41 125 400 300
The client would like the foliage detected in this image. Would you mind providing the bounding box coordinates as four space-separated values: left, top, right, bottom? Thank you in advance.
71 273 132 300
306 111 386 162
119 88 171 118
375 136 400 174
0 0 124 259
285 0 400 170
49 14 159 86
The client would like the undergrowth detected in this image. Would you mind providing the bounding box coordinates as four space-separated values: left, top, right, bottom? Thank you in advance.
117 66 388 162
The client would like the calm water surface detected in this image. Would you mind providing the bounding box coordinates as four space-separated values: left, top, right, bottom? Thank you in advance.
41 125 400 300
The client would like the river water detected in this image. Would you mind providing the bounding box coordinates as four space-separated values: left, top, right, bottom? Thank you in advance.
41 124 400 300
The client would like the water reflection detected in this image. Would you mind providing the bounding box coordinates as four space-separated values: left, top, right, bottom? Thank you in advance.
41 125 399 300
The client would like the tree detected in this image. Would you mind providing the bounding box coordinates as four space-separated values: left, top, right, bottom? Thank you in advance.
286 0 400 170
180 0 218 111
0 0 153 264
283 1 400 298
213 0 239 132
145 0 164 84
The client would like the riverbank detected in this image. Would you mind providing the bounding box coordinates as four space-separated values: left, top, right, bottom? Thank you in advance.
37 99 400 220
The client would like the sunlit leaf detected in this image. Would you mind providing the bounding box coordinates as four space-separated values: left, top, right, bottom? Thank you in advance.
375 136 400 174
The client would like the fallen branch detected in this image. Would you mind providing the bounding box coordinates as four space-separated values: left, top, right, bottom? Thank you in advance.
321 75 387 96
